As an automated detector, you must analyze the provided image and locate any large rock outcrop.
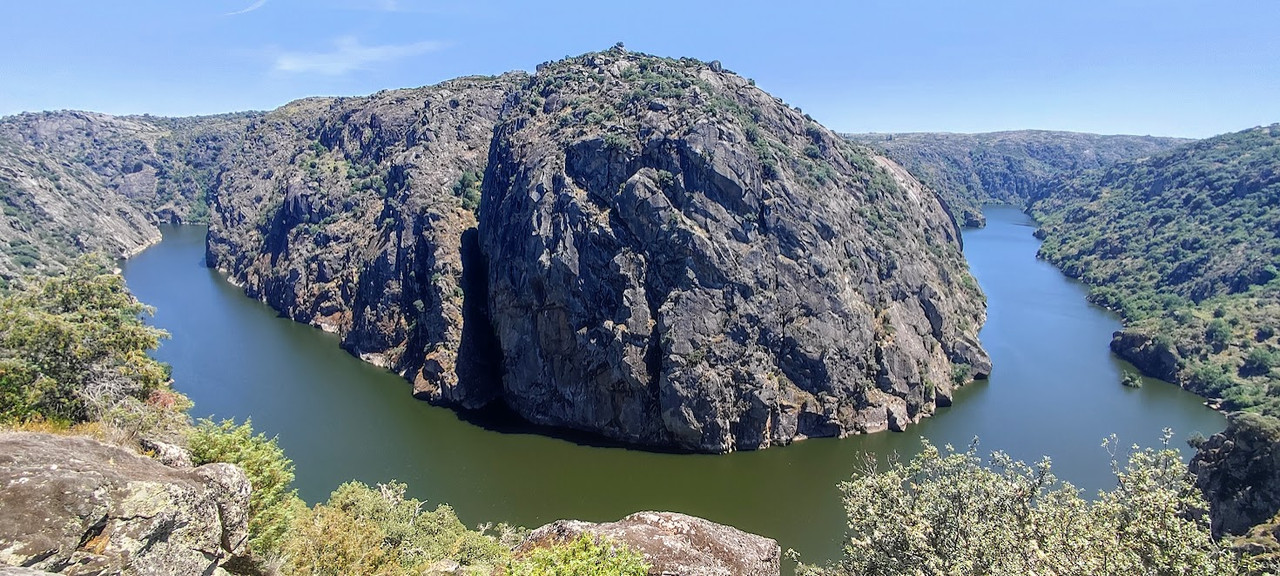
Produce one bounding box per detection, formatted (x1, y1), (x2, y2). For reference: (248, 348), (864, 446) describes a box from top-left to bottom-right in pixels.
(1191, 412), (1280, 539)
(520, 511), (780, 576)
(478, 50), (988, 452)
(206, 75), (525, 408)
(0, 432), (250, 575)
(206, 48), (989, 452)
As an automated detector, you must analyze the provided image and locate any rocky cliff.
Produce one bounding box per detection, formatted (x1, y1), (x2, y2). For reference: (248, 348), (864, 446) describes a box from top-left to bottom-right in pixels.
(0, 432), (250, 575)
(0, 111), (256, 283)
(205, 74), (525, 408)
(205, 48), (989, 452)
(478, 51), (987, 451)
(1191, 412), (1280, 563)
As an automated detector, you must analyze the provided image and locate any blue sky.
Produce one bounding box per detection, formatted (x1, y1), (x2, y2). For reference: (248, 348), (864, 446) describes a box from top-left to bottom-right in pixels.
(1, 0), (1276, 137)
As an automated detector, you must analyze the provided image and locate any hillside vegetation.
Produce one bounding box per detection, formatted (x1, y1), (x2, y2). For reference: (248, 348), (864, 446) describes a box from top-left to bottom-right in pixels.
(847, 131), (1189, 227)
(1032, 124), (1280, 417)
(0, 111), (257, 283)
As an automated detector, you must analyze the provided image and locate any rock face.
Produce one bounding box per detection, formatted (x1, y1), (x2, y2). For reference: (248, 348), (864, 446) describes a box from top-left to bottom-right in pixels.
(479, 50), (988, 451)
(1191, 412), (1280, 538)
(206, 49), (989, 452)
(0, 111), (256, 282)
(521, 511), (780, 576)
(0, 432), (250, 575)
(205, 75), (525, 408)
(1109, 330), (1182, 384)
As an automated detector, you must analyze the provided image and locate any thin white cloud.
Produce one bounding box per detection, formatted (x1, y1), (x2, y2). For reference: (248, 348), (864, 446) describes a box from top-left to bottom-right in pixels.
(335, 0), (462, 14)
(226, 0), (268, 16)
(273, 37), (444, 76)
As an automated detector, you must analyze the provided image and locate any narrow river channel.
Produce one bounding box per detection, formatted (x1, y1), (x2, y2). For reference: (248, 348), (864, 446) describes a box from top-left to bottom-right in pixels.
(121, 205), (1225, 565)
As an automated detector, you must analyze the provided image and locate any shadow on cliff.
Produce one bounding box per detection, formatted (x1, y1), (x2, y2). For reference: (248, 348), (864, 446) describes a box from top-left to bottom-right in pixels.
(450, 228), (691, 453)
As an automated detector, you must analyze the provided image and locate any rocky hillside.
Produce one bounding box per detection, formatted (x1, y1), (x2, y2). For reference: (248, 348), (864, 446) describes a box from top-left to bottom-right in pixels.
(207, 48), (990, 452)
(1032, 124), (1280, 416)
(0, 111), (256, 283)
(847, 131), (1190, 227)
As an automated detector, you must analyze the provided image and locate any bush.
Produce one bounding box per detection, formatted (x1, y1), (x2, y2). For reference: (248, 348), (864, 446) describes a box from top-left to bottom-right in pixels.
(0, 258), (170, 424)
(282, 481), (513, 575)
(797, 432), (1249, 576)
(452, 170), (482, 215)
(188, 418), (304, 558)
(1242, 348), (1278, 377)
(282, 502), (394, 576)
(507, 534), (648, 576)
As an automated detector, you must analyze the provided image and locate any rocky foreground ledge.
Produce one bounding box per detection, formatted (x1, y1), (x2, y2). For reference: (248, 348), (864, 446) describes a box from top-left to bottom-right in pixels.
(0, 432), (250, 575)
(521, 511), (781, 576)
(0, 431), (781, 576)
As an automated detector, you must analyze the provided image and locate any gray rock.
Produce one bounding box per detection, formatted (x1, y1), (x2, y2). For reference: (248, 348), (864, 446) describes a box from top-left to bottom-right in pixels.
(0, 567), (58, 575)
(0, 432), (250, 575)
(139, 437), (192, 468)
(206, 75), (526, 410)
(1191, 412), (1280, 538)
(479, 51), (988, 452)
(0, 111), (256, 281)
(205, 50), (990, 453)
(521, 511), (780, 576)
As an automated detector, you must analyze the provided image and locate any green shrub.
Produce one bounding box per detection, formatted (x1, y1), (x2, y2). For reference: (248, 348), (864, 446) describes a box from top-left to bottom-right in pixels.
(0, 258), (170, 424)
(452, 170), (483, 215)
(508, 534), (648, 576)
(797, 433), (1249, 575)
(188, 418), (304, 558)
(282, 481), (513, 575)
(1242, 348), (1278, 377)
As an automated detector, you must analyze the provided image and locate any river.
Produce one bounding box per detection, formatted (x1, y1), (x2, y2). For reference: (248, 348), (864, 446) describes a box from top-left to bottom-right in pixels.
(120, 205), (1224, 566)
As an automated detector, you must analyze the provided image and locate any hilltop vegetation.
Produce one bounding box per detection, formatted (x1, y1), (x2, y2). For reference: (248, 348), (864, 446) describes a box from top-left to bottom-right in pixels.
(847, 131), (1189, 227)
(1032, 124), (1280, 417)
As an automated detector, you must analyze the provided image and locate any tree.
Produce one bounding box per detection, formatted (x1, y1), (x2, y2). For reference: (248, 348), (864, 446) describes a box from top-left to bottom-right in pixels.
(797, 432), (1252, 576)
(0, 257), (170, 423)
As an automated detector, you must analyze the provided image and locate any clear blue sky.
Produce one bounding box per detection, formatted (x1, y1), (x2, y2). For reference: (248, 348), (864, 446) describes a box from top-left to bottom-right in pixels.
(1, 0), (1276, 138)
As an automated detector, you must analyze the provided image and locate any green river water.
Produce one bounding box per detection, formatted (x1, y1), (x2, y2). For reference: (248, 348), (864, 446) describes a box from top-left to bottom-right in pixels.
(120, 205), (1225, 566)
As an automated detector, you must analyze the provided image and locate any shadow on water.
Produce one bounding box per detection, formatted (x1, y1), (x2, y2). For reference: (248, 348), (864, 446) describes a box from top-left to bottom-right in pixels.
(449, 401), (699, 454)
(121, 207), (1225, 569)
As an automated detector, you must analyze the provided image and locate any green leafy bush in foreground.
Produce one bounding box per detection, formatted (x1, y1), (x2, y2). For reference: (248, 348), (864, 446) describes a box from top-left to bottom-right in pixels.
(188, 418), (305, 559)
(0, 257), (177, 435)
(507, 533), (649, 576)
(282, 480), (517, 576)
(798, 432), (1269, 576)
